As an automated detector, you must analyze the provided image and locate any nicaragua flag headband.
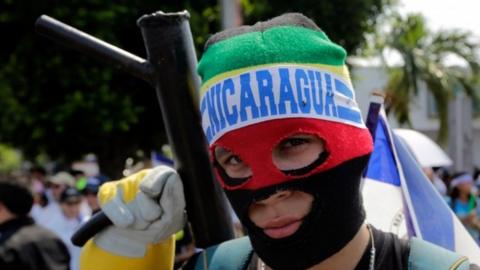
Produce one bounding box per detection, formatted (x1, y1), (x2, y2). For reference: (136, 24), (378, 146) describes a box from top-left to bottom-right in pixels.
(197, 14), (366, 145)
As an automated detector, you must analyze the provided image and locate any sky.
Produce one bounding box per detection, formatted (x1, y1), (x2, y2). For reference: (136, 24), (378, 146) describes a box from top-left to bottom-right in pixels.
(399, 0), (480, 38)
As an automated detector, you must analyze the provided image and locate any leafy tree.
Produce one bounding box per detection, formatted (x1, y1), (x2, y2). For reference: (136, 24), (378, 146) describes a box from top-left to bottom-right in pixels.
(241, 0), (395, 54)
(0, 0), (218, 178)
(0, 144), (22, 174)
(0, 0), (393, 178)
(374, 13), (480, 142)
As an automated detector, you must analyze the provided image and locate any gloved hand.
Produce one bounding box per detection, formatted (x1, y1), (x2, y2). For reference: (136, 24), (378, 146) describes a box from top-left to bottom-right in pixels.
(93, 166), (186, 257)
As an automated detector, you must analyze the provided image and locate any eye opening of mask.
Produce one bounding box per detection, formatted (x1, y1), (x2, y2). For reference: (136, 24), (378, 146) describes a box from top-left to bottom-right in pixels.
(214, 146), (253, 180)
(272, 133), (328, 175)
(214, 159), (252, 188)
(281, 151), (330, 176)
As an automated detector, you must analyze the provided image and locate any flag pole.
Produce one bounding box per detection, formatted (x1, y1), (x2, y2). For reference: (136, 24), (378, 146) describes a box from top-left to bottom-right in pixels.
(364, 93), (385, 139)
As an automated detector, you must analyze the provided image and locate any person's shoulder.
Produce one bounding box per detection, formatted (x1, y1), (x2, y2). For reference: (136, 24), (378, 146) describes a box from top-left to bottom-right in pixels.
(370, 226), (410, 269)
(1, 221), (70, 270)
(408, 237), (472, 270)
(13, 222), (63, 244)
(370, 227), (475, 270)
(1, 221), (65, 255)
(183, 237), (253, 270)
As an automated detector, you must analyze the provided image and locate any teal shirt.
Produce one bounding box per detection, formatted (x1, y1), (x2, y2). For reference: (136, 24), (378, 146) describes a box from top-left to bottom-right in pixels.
(452, 198), (480, 242)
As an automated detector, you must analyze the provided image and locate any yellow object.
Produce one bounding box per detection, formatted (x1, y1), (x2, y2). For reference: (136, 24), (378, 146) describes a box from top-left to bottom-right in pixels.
(98, 169), (151, 205)
(80, 235), (175, 270)
(82, 169), (176, 269)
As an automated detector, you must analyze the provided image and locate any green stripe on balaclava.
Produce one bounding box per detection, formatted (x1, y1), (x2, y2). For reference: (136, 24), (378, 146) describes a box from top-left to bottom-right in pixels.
(197, 22), (346, 84)
(197, 13), (363, 145)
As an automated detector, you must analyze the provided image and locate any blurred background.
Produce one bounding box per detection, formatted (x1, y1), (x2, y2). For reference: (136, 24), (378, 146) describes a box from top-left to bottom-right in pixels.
(1, 0), (479, 178)
(1, 0), (480, 268)
(0, 0), (404, 179)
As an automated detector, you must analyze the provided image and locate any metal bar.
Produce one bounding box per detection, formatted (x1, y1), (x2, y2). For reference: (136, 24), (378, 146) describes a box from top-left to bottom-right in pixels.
(36, 12), (234, 248)
(71, 212), (111, 246)
(137, 10), (234, 248)
(35, 15), (153, 83)
(365, 93), (385, 141)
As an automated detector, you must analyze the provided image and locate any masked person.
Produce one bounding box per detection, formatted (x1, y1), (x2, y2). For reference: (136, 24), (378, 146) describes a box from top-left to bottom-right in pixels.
(80, 13), (477, 270)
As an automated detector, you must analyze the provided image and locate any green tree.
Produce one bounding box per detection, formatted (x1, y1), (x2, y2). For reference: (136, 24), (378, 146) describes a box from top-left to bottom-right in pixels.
(375, 13), (480, 142)
(0, 144), (22, 174)
(0, 0), (219, 178)
(242, 0), (395, 54)
(0, 0), (393, 178)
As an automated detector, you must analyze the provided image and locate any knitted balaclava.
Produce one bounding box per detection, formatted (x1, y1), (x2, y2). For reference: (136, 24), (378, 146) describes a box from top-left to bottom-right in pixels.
(198, 13), (373, 269)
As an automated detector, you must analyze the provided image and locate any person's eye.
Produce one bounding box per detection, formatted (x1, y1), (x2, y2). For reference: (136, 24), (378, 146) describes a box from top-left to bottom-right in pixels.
(215, 146), (252, 178)
(219, 154), (244, 167)
(279, 137), (310, 152)
(282, 138), (309, 148)
(272, 134), (325, 172)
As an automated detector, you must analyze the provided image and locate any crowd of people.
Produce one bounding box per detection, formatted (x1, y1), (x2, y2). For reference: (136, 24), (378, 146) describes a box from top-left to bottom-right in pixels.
(425, 166), (480, 243)
(2, 161), (480, 269)
(0, 166), (106, 270)
(0, 165), (201, 270)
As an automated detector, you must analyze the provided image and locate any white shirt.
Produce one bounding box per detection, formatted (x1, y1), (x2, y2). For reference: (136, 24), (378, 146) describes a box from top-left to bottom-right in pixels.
(43, 211), (89, 270)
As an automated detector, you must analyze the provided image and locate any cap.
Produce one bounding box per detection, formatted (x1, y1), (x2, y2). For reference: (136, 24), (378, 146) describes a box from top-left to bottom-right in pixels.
(60, 187), (83, 203)
(450, 173), (474, 189)
(50, 172), (75, 187)
(82, 176), (102, 194)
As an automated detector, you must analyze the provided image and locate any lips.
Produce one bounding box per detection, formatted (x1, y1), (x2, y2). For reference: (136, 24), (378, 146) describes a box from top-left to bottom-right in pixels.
(262, 216), (303, 239)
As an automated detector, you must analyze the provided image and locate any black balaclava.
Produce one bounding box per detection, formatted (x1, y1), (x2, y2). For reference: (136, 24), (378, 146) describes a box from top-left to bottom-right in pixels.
(226, 154), (369, 269)
(197, 13), (374, 269)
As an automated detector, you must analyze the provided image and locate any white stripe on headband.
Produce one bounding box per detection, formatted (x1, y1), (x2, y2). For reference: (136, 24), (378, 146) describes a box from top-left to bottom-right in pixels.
(199, 64), (366, 144)
(450, 173), (473, 188)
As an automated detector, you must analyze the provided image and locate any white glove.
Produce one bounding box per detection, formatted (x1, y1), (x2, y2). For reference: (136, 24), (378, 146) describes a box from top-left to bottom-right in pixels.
(93, 166), (186, 257)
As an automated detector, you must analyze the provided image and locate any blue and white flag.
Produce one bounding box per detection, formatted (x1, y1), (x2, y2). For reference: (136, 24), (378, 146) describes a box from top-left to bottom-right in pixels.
(362, 101), (480, 264)
(363, 103), (409, 238)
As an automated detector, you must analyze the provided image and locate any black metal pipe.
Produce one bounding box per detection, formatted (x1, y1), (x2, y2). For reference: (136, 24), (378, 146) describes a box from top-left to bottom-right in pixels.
(35, 15), (153, 83)
(72, 212), (111, 246)
(138, 11), (234, 248)
(36, 12), (234, 248)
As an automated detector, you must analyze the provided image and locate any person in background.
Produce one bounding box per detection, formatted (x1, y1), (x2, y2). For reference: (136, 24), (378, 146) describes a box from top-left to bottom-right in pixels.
(423, 167), (448, 196)
(45, 187), (89, 270)
(31, 171), (76, 226)
(473, 167), (480, 184)
(50, 172), (77, 202)
(81, 177), (102, 214)
(473, 167), (480, 196)
(29, 166), (48, 187)
(449, 172), (480, 243)
(70, 169), (87, 190)
(28, 166), (49, 208)
(0, 175), (70, 270)
(69, 169), (94, 218)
